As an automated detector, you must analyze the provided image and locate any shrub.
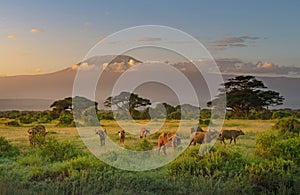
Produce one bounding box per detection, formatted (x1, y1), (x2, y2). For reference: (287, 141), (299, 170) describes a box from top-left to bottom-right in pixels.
(0, 136), (19, 157)
(168, 146), (249, 178)
(168, 111), (181, 120)
(273, 116), (300, 135)
(39, 137), (83, 162)
(255, 130), (277, 157)
(270, 136), (300, 164)
(249, 110), (273, 120)
(38, 115), (52, 123)
(56, 113), (75, 127)
(81, 115), (99, 126)
(98, 112), (114, 120)
(6, 120), (20, 127)
(199, 118), (211, 126)
(245, 158), (294, 193)
(272, 111), (292, 119)
(19, 116), (36, 124)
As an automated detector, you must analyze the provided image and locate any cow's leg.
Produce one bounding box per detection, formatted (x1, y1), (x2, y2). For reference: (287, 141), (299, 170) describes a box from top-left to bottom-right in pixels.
(222, 137), (226, 145)
(158, 146), (161, 155)
(163, 146), (167, 156)
(229, 138), (233, 144)
(234, 138), (236, 144)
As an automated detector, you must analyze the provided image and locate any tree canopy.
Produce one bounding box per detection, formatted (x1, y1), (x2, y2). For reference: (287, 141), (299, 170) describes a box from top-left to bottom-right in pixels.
(104, 91), (151, 117)
(208, 75), (284, 118)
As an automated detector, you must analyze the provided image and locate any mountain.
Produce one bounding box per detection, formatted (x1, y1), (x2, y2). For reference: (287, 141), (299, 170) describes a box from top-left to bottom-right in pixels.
(0, 99), (53, 111)
(0, 55), (299, 110)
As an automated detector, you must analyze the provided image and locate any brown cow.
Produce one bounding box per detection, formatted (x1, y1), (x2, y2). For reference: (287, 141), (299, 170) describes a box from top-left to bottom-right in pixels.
(157, 132), (181, 155)
(190, 126), (205, 141)
(96, 129), (107, 146)
(27, 125), (48, 147)
(220, 129), (245, 144)
(189, 129), (220, 146)
(190, 126), (204, 134)
(139, 128), (150, 139)
(118, 130), (126, 144)
(189, 131), (206, 146)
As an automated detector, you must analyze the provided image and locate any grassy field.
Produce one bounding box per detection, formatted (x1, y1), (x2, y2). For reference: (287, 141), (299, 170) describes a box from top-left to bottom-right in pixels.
(0, 118), (299, 194)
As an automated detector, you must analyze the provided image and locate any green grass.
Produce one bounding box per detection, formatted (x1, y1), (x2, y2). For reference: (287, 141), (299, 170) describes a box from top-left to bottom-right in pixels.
(0, 119), (299, 194)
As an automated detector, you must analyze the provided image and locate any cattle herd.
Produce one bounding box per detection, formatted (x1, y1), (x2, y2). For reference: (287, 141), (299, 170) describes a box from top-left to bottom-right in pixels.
(27, 125), (245, 155)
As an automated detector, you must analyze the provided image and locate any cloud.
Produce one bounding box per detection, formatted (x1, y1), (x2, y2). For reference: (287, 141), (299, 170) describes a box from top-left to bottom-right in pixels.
(256, 62), (273, 68)
(137, 37), (162, 42)
(211, 35), (260, 50)
(74, 62), (96, 71)
(34, 68), (42, 73)
(72, 64), (79, 70)
(7, 35), (16, 39)
(215, 58), (300, 77)
(30, 28), (43, 33)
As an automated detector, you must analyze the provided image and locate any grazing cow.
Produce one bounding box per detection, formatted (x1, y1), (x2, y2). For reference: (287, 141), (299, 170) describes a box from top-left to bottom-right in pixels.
(118, 130), (126, 144)
(96, 129), (107, 146)
(139, 128), (150, 139)
(189, 129), (220, 146)
(190, 126), (205, 140)
(189, 131), (206, 146)
(220, 129), (245, 144)
(27, 125), (48, 147)
(157, 132), (181, 155)
(190, 126), (204, 134)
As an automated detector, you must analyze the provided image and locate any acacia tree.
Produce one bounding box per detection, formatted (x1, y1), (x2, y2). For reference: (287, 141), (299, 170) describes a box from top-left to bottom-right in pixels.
(104, 92), (151, 117)
(208, 75), (284, 118)
(51, 96), (99, 126)
(50, 97), (72, 115)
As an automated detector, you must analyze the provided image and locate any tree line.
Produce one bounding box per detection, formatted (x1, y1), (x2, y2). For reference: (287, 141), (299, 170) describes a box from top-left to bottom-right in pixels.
(1, 75), (296, 127)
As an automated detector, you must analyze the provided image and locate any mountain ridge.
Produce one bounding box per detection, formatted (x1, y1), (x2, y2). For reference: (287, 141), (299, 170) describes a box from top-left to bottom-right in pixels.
(0, 55), (299, 110)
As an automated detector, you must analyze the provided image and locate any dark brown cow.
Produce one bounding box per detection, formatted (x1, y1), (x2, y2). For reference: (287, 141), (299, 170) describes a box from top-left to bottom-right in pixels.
(220, 129), (245, 144)
(27, 125), (48, 147)
(118, 130), (126, 144)
(96, 129), (107, 146)
(157, 132), (181, 155)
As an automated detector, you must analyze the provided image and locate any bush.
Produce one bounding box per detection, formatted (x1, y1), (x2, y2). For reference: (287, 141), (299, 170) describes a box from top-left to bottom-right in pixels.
(56, 113), (75, 127)
(255, 130), (277, 157)
(245, 158), (294, 193)
(256, 122), (300, 164)
(199, 118), (211, 126)
(81, 115), (99, 126)
(0, 136), (19, 157)
(272, 111), (292, 119)
(98, 112), (114, 120)
(38, 115), (52, 123)
(168, 111), (181, 120)
(6, 120), (20, 127)
(273, 116), (300, 135)
(270, 136), (300, 164)
(168, 146), (249, 178)
(19, 116), (36, 124)
(249, 110), (273, 120)
(39, 137), (83, 162)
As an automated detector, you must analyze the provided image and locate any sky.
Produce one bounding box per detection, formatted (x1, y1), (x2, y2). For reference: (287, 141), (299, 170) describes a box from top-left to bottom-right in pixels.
(1, 0), (300, 76)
